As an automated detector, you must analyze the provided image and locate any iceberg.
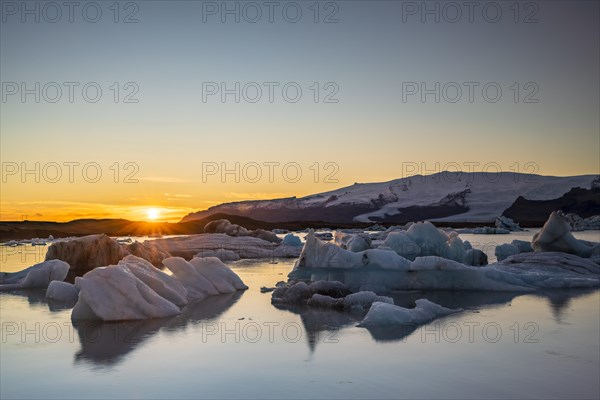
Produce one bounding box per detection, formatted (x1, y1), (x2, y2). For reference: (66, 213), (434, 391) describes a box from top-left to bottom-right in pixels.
(45, 234), (126, 273)
(204, 219), (280, 243)
(490, 252), (599, 288)
(161, 257), (221, 302)
(71, 255), (248, 321)
(464, 248), (488, 266)
(71, 265), (182, 321)
(495, 216), (523, 231)
(188, 256), (248, 293)
(532, 211), (598, 257)
(288, 228), (599, 291)
(272, 280), (351, 305)
(383, 231), (420, 260)
(46, 281), (79, 303)
(144, 234), (301, 260)
(292, 230), (411, 275)
(125, 241), (171, 267)
(194, 248), (241, 262)
(359, 299), (462, 327)
(282, 233), (303, 247)
(0, 260), (70, 291)
(342, 291), (394, 311)
(118, 255), (188, 307)
(382, 222), (480, 264)
(495, 243), (520, 261)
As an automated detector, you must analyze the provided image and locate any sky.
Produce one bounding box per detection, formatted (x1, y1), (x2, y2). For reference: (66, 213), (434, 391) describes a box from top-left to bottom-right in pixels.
(1, 0), (599, 222)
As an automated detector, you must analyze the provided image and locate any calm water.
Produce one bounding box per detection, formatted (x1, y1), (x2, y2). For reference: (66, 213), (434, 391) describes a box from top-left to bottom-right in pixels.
(1, 232), (599, 399)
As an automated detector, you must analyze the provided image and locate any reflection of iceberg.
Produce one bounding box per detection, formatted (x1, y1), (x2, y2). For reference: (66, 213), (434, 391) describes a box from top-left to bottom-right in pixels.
(531, 288), (598, 323)
(272, 303), (357, 353)
(74, 291), (243, 367)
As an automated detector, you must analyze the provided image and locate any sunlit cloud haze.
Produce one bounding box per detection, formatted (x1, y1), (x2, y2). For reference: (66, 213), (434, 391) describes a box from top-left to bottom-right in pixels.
(1, 1), (598, 221)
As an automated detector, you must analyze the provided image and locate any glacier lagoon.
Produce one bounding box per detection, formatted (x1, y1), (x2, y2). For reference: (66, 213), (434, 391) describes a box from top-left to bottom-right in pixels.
(1, 232), (599, 399)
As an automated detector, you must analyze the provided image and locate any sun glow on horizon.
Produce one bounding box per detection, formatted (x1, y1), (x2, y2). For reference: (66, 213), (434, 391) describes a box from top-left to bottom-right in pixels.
(146, 208), (160, 221)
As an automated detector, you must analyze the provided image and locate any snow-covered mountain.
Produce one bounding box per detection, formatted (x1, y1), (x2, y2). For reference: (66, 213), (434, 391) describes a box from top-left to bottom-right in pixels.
(181, 172), (600, 224)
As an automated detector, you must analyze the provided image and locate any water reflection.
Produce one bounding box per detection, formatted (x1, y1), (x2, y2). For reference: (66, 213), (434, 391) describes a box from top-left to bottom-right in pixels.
(275, 289), (600, 347)
(275, 304), (357, 352)
(2, 288), (79, 311)
(532, 288), (598, 322)
(2, 288), (48, 305)
(73, 291), (244, 367)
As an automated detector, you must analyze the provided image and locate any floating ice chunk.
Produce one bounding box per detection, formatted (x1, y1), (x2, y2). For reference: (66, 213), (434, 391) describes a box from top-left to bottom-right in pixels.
(282, 233), (303, 247)
(146, 234), (301, 260)
(308, 280), (351, 298)
(188, 256), (248, 293)
(342, 291), (393, 311)
(125, 241), (171, 267)
(45, 234), (126, 273)
(204, 219), (280, 243)
(495, 243), (520, 261)
(72, 265), (181, 321)
(346, 234), (372, 252)
(162, 257), (221, 302)
(406, 221), (450, 256)
(272, 281), (311, 304)
(383, 231), (420, 260)
(408, 257), (532, 291)
(0, 260), (70, 291)
(511, 240), (533, 253)
(119, 255), (188, 307)
(194, 248), (240, 262)
(495, 216), (523, 231)
(447, 233), (467, 263)
(359, 299), (461, 327)
(46, 281), (79, 303)
(532, 211), (597, 257)
(464, 249), (488, 266)
(307, 293), (343, 309)
(490, 252), (599, 288)
(472, 227), (510, 234)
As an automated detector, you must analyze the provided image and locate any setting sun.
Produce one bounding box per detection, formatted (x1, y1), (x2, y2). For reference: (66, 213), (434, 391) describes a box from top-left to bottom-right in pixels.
(146, 208), (160, 221)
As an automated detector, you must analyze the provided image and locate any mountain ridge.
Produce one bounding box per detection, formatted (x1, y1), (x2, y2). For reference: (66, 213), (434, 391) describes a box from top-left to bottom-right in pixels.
(181, 172), (599, 224)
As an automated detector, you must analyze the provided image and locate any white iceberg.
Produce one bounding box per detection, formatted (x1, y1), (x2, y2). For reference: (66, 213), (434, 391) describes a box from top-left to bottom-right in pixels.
(146, 233), (301, 259)
(359, 299), (462, 327)
(46, 281), (79, 303)
(290, 229), (599, 291)
(188, 256), (249, 293)
(161, 257), (221, 302)
(495, 216), (523, 231)
(72, 265), (181, 321)
(342, 291), (394, 311)
(489, 252), (599, 288)
(70, 255), (248, 321)
(282, 233), (303, 247)
(532, 211), (598, 257)
(119, 255), (188, 307)
(293, 230), (411, 273)
(194, 248), (241, 262)
(495, 243), (520, 261)
(0, 260), (70, 291)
